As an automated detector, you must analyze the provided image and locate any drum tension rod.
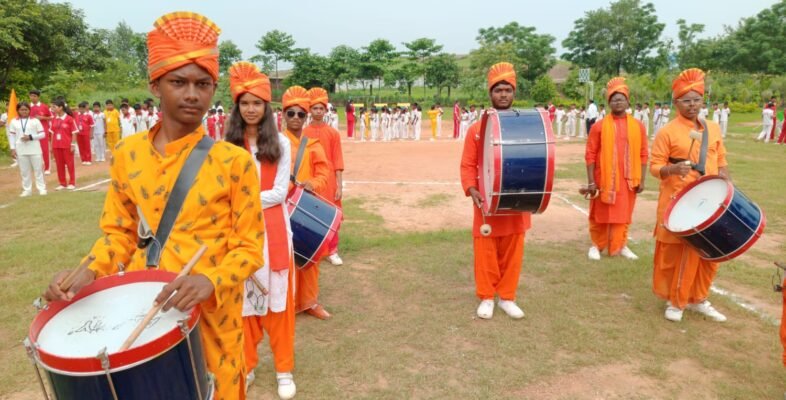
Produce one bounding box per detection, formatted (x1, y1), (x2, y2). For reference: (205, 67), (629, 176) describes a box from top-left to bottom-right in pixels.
(98, 348), (120, 400)
(23, 338), (50, 400)
(774, 262), (786, 293)
(179, 318), (205, 400)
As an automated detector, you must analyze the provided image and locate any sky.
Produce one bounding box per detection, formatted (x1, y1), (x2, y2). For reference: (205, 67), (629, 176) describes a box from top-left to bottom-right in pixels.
(60, 0), (778, 65)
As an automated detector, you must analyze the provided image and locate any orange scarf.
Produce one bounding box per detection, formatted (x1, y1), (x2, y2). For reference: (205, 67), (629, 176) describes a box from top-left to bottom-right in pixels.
(599, 114), (641, 204)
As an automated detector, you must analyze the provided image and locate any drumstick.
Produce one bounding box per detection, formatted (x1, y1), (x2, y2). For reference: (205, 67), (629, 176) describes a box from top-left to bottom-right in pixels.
(118, 245), (208, 352)
(59, 255), (96, 292)
(250, 274), (269, 296)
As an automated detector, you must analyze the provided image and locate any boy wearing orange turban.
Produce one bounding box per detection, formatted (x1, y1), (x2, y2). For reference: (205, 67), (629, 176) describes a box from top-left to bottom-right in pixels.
(43, 12), (264, 400)
(584, 77), (647, 261)
(282, 86), (332, 320)
(650, 68), (729, 323)
(459, 62), (530, 320)
(304, 87), (345, 266)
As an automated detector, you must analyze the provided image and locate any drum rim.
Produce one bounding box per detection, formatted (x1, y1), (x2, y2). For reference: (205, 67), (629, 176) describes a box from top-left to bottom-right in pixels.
(287, 186), (343, 269)
(663, 175), (733, 235)
(479, 110), (502, 215)
(29, 270), (201, 375)
(535, 107), (555, 214)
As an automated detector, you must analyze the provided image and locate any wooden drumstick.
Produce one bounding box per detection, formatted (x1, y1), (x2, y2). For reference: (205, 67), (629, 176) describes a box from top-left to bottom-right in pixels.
(59, 255), (96, 292)
(118, 245), (208, 352)
(250, 274), (269, 296)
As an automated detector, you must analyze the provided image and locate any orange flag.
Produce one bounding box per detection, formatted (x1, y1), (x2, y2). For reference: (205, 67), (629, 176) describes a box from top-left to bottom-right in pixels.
(7, 89), (18, 122)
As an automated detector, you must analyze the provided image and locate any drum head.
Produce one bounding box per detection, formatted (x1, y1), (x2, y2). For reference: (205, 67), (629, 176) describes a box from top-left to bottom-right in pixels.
(479, 111), (500, 214)
(665, 178), (730, 233)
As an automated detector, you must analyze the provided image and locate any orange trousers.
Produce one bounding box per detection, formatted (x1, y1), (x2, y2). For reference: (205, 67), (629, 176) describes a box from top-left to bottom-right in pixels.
(473, 234), (525, 300)
(781, 278), (786, 366)
(652, 241), (719, 309)
(295, 263), (320, 313)
(242, 272), (295, 373)
(589, 221), (628, 256)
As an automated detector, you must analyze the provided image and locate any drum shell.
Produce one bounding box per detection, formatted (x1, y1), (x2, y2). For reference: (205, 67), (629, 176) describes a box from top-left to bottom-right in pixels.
(666, 177), (765, 262)
(287, 186), (342, 268)
(44, 325), (209, 400)
(479, 109), (554, 215)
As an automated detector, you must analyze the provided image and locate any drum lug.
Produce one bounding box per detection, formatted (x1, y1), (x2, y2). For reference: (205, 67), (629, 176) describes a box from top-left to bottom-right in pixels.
(32, 297), (47, 312)
(23, 337), (50, 400)
(97, 348), (120, 400)
(180, 318), (205, 400)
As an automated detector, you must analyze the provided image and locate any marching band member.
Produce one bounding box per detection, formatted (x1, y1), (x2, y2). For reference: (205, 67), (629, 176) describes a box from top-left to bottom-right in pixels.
(226, 61), (297, 399)
(44, 12), (265, 399)
(460, 62), (530, 320)
(650, 68), (729, 323)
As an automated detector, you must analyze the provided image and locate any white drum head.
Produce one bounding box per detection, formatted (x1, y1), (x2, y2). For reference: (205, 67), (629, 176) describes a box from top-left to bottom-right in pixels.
(481, 113), (496, 212)
(37, 282), (189, 357)
(666, 178), (728, 232)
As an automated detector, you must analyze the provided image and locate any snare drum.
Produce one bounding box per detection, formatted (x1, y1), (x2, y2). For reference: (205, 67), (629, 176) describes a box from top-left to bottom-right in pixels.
(664, 176), (765, 261)
(26, 270), (212, 400)
(287, 186), (342, 269)
(478, 108), (555, 215)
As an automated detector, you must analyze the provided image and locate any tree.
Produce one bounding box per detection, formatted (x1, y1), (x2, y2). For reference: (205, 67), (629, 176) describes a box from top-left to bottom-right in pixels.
(562, 0), (667, 75)
(361, 39), (398, 95)
(387, 62), (420, 98)
(285, 50), (331, 90)
(254, 30), (297, 91)
(718, 1), (786, 74)
(530, 75), (558, 104)
(328, 45), (361, 92)
(402, 38), (443, 97)
(218, 40), (243, 75)
(424, 53), (460, 98)
(475, 22), (557, 82)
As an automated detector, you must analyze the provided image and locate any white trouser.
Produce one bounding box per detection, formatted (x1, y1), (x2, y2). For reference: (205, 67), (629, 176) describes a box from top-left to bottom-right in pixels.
(758, 123), (773, 142)
(642, 119), (649, 137)
(93, 133), (107, 160)
(360, 124), (367, 141)
(19, 153), (46, 193)
(579, 120), (586, 138)
(414, 123), (421, 140)
(720, 121), (728, 137)
(567, 119), (576, 136)
(556, 121), (563, 136)
(437, 117), (442, 136)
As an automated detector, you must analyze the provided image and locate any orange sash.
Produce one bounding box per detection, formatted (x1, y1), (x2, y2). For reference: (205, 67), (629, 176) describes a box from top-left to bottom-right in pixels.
(599, 114), (642, 204)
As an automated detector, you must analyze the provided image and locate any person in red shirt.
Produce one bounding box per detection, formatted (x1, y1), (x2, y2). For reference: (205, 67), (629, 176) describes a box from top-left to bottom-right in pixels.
(76, 102), (94, 165)
(453, 100), (461, 139)
(28, 89), (53, 174)
(216, 108), (226, 140)
(50, 99), (78, 189)
(548, 102), (556, 123)
(206, 108), (218, 140)
(460, 62), (530, 320)
(345, 100), (355, 138)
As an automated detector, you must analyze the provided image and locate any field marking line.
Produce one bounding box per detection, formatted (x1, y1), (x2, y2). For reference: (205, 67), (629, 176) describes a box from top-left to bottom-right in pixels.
(0, 177), (110, 209)
(344, 180), (460, 186)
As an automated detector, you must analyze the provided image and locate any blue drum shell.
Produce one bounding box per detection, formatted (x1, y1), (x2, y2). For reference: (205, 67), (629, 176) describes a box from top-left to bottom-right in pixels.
(290, 190), (339, 268)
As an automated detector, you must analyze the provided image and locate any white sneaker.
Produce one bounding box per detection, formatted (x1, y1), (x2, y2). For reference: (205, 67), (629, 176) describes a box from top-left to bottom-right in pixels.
(498, 300), (525, 319)
(20, 191), (32, 197)
(588, 246), (601, 261)
(245, 371), (255, 393)
(277, 372), (296, 400)
(39, 191), (47, 196)
(664, 303), (683, 322)
(476, 299), (494, 319)
(10, 161), (18, 167)
(66, 185), (76, 190)
(84, 161), (92, 166)
(44, 170), (51, 175)
(327, 253), (343, 266)
(55, 185), (66, 191)
(687, 300), (727, 322)
(620, 246), (639, 260)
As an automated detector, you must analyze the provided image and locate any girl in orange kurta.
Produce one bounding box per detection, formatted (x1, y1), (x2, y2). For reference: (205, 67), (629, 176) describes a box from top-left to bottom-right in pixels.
(282, 86), (332, 321)
(226, 62), (297, 399)
(585, 77), (648, 260)
(650, 68), (729, 323)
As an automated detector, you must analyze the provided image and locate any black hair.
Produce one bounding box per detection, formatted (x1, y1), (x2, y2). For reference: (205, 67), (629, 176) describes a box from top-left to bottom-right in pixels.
(208, 108), (216, 114)
(225, 102), (281, 164)
(16, 101), (30, 111)
(133, 104), (141, 110)
(52, 99), (73, 117)
(120, 103), (129, 109)
(106, 99), (114, 105)
(92, 101), (101, 107)
(29, 89), (41, 96)
(79, 101), (88, 108)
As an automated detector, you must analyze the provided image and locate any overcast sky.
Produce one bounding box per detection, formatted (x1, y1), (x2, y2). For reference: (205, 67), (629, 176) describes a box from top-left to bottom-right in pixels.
(60, 0), (778, 62)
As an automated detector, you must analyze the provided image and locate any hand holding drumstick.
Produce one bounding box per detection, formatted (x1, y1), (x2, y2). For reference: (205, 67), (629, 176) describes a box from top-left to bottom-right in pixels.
(44, 255), (97, 302)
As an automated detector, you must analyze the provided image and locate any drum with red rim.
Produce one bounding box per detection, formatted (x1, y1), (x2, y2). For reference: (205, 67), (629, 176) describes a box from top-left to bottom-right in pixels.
(478, 108), (555, 215)
(287, 186), (342, 269)
(26, 270), (212, 399)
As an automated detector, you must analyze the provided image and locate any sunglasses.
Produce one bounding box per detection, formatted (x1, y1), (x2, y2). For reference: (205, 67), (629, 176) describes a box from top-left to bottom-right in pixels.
(286, 110), (307, 119)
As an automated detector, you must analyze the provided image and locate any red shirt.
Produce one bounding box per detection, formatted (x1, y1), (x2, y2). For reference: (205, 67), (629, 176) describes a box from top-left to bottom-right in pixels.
(30, 102), (53, 133)
(207, 116), (217, 138)
(77, 112), (94, 136)
(50, 114), (79, 149)
(216, 115), (226, 135)
(548, 105), (556, 122)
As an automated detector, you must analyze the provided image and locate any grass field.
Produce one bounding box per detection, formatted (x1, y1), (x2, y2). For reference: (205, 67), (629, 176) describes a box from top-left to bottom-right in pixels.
(0, 112), (785, 399)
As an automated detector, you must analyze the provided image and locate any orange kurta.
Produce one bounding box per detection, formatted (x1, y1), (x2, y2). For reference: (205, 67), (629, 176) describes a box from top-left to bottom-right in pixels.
(85, 126), (264, 400)
(650, 114), (728, 308)
(460, 120), (531, 300)
(303, 122), (344, 207)
(585, 116), (647, 254)
(781, 279), (786, 366)
(287, 130), (331, 312)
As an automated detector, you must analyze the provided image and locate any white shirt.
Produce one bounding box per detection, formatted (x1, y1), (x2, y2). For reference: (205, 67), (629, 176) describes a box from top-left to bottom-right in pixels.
(120, 114), (135, 138)
(642, 108), (650, 121)
(712, 109), (720, 123)
(633, 110), (643, 121)
(762, 108), (774, 124)
(8, 117), (45, 155)
(586, 103), (599, 119)
(91, 111), (106, 134)
(555, 109), (566, 121)
(720, 107), (730, 122)
(698, 108), (709, 121)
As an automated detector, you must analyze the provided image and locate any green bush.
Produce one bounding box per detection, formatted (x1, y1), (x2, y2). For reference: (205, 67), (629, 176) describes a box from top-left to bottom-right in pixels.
(728, 101), (760, 113)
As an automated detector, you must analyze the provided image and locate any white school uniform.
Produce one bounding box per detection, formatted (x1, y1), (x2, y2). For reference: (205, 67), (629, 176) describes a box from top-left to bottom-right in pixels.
(720, 107), (730, 137)
(641, 107), (650, 137)
(757, 107), (774, 142)
(120, 114), (136, 138)
(412, 109), (422, 141)
(555, 109), (565, 136)
(8, 117), (46, 194)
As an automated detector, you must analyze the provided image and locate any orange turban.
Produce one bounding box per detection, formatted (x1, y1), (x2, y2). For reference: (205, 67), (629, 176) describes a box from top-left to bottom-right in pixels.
(308, 87), (329, 109)
(672, 68), (705, 99)
(282, 86), (310, 111)
(229, 61), (271, 103)
(147, 11), (221, 82)
(606, 77), (629, 102)
(487, 62), (516, 91)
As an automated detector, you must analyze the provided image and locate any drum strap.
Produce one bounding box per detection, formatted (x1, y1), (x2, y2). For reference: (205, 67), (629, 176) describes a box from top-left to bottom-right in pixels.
(290, 136), (308, 183)
(140, 135), (215, 267)
(695, 122), (709, 176)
